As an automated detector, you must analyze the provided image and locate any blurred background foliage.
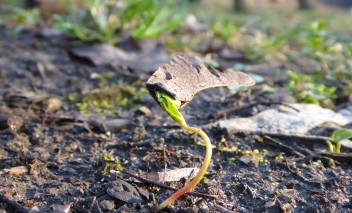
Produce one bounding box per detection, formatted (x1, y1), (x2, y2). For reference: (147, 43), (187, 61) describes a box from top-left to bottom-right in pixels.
(0, 0), (351, 109)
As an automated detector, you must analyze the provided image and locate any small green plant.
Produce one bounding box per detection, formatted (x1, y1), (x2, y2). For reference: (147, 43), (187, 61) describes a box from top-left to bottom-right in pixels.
(0, 4), (41, 31)
(125, 0), (186, 39)
(145, 54), (254, 210)
(285, 70), (336, 107)
(285, 20), (352, 107)
(9, 8), (41, 25)
(211, 15), (237, 45)
(237, 29), (290, 62)
(327, 129), (352, 153)
(53, 0), (120, 44)
(102, 153), (124, 175)
(155, 90), (212, 211)
(202, 177), (209, 184)
(53, 0), (186, 44)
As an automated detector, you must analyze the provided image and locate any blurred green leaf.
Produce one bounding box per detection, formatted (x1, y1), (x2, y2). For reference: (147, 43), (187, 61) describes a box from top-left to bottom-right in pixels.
(332, 129), (352, 142)
(131, 0), (186, 39)
(311, 20), (327, 32)
(52, 0), (186, 43)
(211, 15), (237, 44)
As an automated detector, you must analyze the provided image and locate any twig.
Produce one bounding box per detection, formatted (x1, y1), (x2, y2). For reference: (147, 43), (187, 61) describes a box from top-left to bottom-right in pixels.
(263, 136), (306, 157)
(214, 204), (235, 213)
(89, 196), (96, 212)
(296, 146), (337, 167)
(0, 193), (28, 213)
(318, 152), (352, 165)
(122, 170), (218, 200)
(265, 132), (331, 142)
(263, 135), (336, 166)
(261, 132), (352, 151)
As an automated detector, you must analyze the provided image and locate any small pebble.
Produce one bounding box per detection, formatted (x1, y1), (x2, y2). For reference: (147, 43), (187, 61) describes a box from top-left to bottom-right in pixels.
(99, 200), (115, 211)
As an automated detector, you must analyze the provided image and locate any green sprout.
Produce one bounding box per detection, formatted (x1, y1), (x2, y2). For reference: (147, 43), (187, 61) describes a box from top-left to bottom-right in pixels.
(285, 70), (336, 107)
(327, 128), (352, 153)
(102, 153), (124, 175)
(202, 177), (209, 184)
(211, 15), (237, 45)
(155, 90), (212, 211)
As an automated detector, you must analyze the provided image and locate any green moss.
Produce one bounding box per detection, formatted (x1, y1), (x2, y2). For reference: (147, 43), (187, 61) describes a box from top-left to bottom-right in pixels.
(222, 143), (269, 164)
(102, 153), (124, 175)
(74, 82), (147, 115)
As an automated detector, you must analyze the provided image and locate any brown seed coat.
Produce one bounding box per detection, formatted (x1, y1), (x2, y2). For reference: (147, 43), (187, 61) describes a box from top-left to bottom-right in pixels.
(146, 55), (255, 107)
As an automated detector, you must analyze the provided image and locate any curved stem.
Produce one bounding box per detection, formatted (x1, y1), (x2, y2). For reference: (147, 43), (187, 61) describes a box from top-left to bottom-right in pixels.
(157, 122), (212, 211)
(335, 141), (341, 153)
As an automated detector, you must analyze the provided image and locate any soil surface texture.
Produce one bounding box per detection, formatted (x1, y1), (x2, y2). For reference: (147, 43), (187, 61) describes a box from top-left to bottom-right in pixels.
(0, 27), (351, 213)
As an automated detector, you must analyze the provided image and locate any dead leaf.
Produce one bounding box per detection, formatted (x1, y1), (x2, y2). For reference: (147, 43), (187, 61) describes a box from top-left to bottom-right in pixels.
(136, 106), (152, 116)
(0, 114), (23, 133)
(145, 167), (200, 182)
(100, 119), (133, 133)
(264, 197), (277, 208)
(49, 204), (71, 213)
(217, 104), (352, 135)
(280, 203), (293, 213)
(46, 114), (133, 133)
(68, 42), (168, 72)
(46, 97), (62, 113)
(3, 90), (62, 113)
(106, 180), (146, 204)
(239, 155), (254, 165)
(135, 187), (150, 200)
(2, 166), (28, 175)
(7, 115), (23, 132)
(146, 55), (255, 106)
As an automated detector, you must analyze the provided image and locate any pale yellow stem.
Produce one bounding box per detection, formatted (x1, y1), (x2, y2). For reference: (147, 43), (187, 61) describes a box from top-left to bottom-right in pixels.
(156, 122), (212, 211)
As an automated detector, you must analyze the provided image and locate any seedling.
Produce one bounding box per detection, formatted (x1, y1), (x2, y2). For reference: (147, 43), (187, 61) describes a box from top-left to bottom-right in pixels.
(102, 153), (124, 175)
(285, 70), (336, 107)
(327, 128), (352, 153)
(155, 90), (212, 211)
(146, 55), (255, 211)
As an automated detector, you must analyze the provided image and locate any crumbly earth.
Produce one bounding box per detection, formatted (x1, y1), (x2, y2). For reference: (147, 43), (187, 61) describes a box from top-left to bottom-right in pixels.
(0, 27), (351, 213)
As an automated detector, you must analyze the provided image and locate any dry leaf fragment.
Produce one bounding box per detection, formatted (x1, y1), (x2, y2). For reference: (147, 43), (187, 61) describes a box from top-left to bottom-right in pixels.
(2, 166), (28, 175)
(146, 55), (255, 106)
(46, 97), (62, 113)
(145, 167), (200, 182)
(49, 204), (72, 213)
(69, 43), (168, 72)
(100, 119), (133, 133)
(264, 197), (277, 208)
(106, 180), (146, 204)
(217, 103), (352, 135)
(239, 155), (257, 166)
